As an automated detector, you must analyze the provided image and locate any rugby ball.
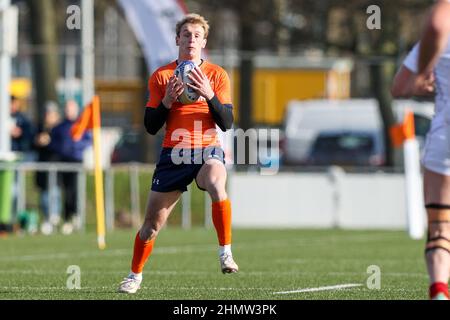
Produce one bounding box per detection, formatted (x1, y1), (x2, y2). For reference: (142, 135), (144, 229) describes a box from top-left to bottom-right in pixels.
(174, 60), (200, 104)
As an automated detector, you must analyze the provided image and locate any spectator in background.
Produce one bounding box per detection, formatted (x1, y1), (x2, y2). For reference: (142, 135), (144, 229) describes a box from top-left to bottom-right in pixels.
(49, 100), (92, 235)
(10, 95), (35, 158)
(34, 101), (62, 235)
(9, 95), (36, 224)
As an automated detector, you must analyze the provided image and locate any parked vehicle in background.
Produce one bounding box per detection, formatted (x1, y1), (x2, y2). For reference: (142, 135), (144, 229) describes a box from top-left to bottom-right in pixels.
(111, 129), (146, 163)
(306, 130), (385, 167)
(282, 99), (434, 166)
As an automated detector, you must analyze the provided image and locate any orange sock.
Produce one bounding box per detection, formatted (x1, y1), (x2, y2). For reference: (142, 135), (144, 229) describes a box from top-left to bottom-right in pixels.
(131, 231), (155, 274)
(212, 199), (232, 246)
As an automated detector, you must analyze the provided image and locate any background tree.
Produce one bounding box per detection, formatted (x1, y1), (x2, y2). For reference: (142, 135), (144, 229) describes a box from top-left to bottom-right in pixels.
(26, 0), (59, 127)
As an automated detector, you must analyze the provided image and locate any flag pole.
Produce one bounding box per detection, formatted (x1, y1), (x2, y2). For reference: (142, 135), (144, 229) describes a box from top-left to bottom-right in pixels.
(92, 95), (106, 249)
(390, 110), (426, 239)
(402, 110), (425, 239)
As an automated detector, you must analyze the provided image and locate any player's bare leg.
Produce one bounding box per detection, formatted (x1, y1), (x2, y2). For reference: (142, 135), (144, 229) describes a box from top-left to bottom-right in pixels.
(423, 168), (450, 300)
(196, 158), (238, 274)
(118, 190), (181, 293)
(139, 190), (181, 240)
(197, 159), (228, 202)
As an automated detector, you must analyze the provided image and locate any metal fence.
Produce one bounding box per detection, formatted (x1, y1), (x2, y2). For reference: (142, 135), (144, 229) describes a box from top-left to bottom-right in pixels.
(0, 161), (203, 232)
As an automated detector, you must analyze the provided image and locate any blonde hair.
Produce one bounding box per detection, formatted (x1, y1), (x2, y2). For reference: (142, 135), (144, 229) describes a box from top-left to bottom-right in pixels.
(176, 13), (209, 39)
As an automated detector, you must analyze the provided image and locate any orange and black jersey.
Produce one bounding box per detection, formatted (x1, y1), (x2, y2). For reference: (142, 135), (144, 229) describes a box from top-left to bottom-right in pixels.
(144, 60), (233, 149)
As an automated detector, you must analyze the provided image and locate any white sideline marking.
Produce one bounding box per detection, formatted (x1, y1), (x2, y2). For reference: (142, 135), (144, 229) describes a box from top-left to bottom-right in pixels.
(273, 283), (363, 295)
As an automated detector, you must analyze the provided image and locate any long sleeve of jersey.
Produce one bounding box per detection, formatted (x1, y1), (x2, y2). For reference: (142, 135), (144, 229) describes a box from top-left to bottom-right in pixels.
(207, 95), (233, 131)
(144, 103), (170, 135)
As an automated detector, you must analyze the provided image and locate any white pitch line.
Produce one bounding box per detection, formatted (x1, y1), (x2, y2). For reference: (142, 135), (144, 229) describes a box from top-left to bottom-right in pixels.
(273, 283), (363, 295)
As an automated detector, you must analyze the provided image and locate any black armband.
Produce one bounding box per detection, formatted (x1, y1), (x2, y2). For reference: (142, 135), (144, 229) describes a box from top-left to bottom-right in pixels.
(144, 102), (170, 135)
(207, 95), (234, 131)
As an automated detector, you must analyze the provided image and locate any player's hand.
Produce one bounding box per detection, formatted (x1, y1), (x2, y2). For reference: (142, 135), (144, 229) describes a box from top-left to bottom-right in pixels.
(186, 66), (215, 100)
(412, 72), (435, 96)
(162, 75), (184, 108)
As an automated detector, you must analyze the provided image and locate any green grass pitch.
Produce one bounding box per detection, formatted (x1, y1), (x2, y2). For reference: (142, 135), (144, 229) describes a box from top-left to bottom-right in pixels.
(0, 228), (428, 300)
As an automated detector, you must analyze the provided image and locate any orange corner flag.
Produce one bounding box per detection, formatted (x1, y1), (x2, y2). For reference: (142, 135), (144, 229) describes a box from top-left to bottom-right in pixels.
(69, 95), (106, 250)
(70, 95), (100, 141)
(390, 110), (415, 148)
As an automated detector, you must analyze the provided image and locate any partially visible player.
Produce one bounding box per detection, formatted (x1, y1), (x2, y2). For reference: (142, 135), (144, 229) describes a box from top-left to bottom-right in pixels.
(392, 0), (450, 300)
(391, 50), (435, 98)
(118, 13), (237, 294)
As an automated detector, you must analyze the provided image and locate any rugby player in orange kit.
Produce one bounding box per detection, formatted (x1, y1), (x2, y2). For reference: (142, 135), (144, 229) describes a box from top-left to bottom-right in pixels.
(118, 13), (238, 294)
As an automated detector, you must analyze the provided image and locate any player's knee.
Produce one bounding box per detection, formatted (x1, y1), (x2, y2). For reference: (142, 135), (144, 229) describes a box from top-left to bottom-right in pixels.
(203, 178), (226, 200)
(140, 222), (160, 241)
(425, 204), (450, 255)
(212, 192), (228, 202)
